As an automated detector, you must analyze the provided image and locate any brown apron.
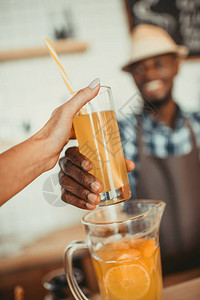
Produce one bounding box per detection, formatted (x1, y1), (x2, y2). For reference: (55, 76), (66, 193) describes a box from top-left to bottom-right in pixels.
(136, 119), (200, 273)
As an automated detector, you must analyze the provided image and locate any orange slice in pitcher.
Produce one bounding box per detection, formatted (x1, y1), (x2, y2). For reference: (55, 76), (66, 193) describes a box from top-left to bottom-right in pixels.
(105, 263), (150, 299)
(117, 249), (141, 261)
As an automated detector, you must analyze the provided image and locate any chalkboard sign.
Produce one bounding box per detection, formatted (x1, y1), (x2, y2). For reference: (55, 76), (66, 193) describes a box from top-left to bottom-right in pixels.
(124, 0), (200, 57)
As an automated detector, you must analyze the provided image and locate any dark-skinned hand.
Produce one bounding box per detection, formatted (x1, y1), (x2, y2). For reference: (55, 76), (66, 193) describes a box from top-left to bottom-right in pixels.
(59, 147), (135, 210)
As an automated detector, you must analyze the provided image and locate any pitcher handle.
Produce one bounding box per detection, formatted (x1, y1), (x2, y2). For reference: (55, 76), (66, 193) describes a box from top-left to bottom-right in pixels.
(64, 240), (89, 300)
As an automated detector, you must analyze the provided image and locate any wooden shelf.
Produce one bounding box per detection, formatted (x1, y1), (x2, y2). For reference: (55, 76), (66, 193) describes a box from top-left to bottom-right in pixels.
(0, 39), (89, 62)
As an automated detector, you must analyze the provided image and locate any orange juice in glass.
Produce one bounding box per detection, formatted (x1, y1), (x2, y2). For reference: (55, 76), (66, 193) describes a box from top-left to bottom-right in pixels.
(73, 86), (131, 206)
(64, 200), (165, 300)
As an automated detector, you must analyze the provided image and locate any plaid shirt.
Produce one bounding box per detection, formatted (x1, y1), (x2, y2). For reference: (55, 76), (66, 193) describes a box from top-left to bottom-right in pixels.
(118, 106), (200, 195)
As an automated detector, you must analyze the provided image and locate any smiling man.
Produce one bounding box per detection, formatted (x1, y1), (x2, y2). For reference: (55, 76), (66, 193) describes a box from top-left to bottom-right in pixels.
(119, 24), (200, 273)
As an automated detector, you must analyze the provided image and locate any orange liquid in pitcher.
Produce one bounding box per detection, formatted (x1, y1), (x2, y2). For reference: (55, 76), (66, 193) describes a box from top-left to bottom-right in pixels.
(92, 238), (163, 300)
(73, 111), (130, 196)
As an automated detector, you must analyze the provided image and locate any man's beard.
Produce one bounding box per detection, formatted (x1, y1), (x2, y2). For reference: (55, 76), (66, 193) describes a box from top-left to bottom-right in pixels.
(142, 91), (171, 113)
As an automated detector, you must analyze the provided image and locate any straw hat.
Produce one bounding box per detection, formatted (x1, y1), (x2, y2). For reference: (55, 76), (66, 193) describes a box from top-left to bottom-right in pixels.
(122, 24), (189, 72)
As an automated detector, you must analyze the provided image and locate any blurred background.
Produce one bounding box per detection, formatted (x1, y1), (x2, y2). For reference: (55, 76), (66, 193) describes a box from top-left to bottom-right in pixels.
(0, 0), (200, 299)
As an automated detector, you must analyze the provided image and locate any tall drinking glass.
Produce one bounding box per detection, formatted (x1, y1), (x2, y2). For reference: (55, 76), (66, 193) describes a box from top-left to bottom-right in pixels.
(64, 199), (165, 300)
(72, 86), (131, 206)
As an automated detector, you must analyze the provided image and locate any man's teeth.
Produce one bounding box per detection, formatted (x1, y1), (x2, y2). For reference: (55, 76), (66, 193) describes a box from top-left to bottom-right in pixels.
(144, 80), (163, 91)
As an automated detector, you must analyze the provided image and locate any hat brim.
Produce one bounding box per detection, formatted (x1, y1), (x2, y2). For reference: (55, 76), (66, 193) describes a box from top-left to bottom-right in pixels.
(122, 45), (189, 73)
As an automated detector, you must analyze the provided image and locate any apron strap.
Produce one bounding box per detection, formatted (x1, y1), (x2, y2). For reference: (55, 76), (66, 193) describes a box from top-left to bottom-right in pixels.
(184, 119), (198, 149)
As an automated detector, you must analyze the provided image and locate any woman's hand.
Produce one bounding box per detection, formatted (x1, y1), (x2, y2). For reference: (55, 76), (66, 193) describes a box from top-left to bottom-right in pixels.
(0, 79), (100, 205)
(34, 78), (100, 171)
(59, 147), (135, 210)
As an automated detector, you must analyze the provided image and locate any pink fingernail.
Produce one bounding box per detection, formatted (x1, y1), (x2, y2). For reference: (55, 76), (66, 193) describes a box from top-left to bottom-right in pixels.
(87, 193), (98, 204)
(88, 78), (100, 89)
(86, 203), (96, 209)
(91, 181), (101, 192)
(81, 160), (91, 170)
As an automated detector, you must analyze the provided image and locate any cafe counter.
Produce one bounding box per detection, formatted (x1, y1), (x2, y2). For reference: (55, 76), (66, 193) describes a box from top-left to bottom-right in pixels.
(0, 225), (199, 300)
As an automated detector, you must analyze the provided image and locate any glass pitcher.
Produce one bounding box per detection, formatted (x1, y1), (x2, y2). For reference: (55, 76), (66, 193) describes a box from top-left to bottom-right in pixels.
(64, 200), (165, 300)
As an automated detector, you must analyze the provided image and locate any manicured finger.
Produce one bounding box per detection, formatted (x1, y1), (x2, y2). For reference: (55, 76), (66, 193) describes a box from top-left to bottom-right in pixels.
(59, 171), (100, 205)
(61, 188), (97, 210)
(61, 160), (103, 193)
(65, 147), (92, 171)
(65, 78), (100, 116)
(125, 158), (135, 172)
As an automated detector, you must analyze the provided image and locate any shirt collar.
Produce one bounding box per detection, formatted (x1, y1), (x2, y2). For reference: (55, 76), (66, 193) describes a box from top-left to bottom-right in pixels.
(140, 104), (186, 133)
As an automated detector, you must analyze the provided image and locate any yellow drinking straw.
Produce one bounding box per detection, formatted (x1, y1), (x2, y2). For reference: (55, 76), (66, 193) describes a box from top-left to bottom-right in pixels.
(45, 38), (124, 188)
(45, 37), (86, 114)
(45, 38), (74, 94)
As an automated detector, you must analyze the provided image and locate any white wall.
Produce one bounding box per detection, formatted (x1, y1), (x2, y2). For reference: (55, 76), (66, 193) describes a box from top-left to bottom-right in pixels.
(0, 0), (200, 256)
